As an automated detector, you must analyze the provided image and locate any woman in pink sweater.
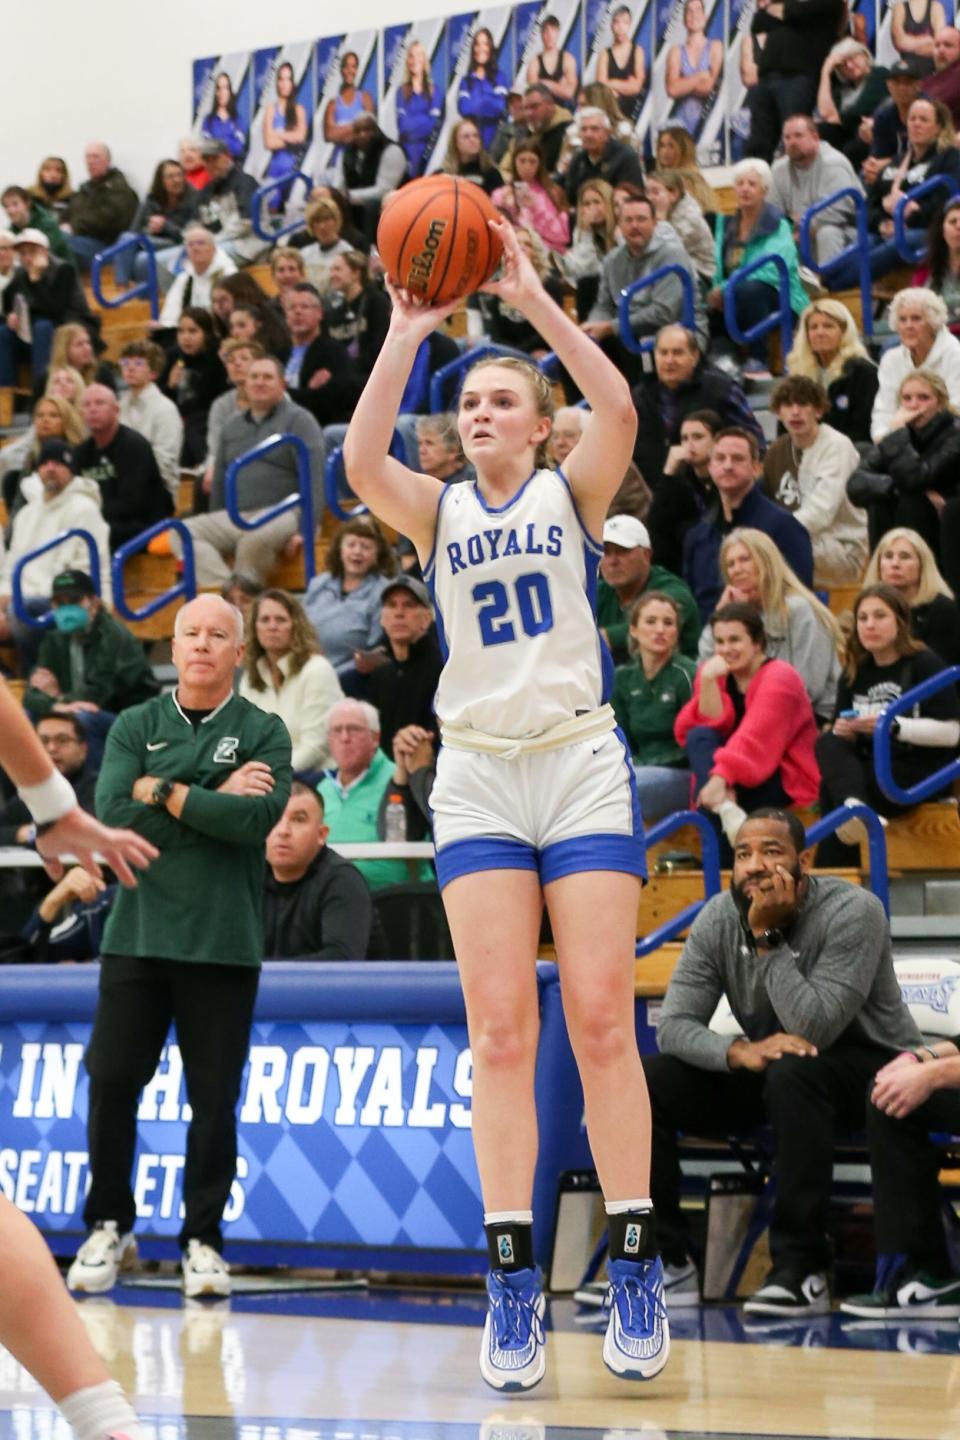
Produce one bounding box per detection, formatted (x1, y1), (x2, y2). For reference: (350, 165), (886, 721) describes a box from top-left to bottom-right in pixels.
(492, 139), (570, 253)
(674, 602), (820, 851)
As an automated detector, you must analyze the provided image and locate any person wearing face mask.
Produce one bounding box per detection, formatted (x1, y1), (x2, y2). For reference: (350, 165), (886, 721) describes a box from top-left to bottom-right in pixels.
(642, 807), (921, 1319)
(23, 570), (159, 745)
(0, 441), (110, 670)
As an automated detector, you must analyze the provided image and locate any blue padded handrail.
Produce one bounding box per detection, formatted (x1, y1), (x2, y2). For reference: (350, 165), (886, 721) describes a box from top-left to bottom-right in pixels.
(224, 431), (317, 586)
(11, 529), (101, 628)
(894, 174), (960, 263)
(723, 251), (793, 368)
(91, 235), (159, 321)
(618, 264), (697, 356)
(635, 810), (722, 958)
(251, 171), (313, 243)
(111, 520), (196, 622)
(874, 664), (960, 806)
(798, 186), (874, 339)
(428, 344), (529, 413)
(324, 430), (409, 521)
(806, 805), (890, 915)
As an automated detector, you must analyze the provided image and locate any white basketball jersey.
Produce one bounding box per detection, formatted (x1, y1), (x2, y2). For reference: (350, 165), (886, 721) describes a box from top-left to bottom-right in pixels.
(423, 469), (610, 738)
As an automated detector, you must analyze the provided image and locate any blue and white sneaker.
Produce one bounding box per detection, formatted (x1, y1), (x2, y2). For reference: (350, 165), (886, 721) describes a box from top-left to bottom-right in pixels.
(480, 1267), (547, 1392)
(602, 1257), (670, 1381)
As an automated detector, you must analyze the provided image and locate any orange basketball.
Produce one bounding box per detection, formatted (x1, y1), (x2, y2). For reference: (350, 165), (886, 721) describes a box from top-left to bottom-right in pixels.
(377, 175), (503, 306)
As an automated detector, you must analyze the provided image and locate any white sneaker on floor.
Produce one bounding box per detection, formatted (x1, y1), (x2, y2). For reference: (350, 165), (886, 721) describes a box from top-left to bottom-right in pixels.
(836, 798), (886, 846)
(743, 1271), (830, 1316)
(67, 1222), (137, 1294)
(181, 1240), (231, 1298)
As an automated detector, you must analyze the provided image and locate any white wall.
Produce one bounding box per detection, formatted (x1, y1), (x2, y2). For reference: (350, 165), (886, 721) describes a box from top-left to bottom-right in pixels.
(6, 0), (441, 195)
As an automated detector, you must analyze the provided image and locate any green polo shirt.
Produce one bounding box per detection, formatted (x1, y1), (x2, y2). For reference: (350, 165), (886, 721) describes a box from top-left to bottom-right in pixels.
(612, 654), (697, 767)
(95, 691), (292, 966)
(597, 566), (702, 663)
(319, 749), (432, 891)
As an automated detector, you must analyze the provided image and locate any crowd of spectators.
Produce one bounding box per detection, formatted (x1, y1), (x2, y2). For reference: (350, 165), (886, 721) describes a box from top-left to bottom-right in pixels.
(1, 10), (960, 1325)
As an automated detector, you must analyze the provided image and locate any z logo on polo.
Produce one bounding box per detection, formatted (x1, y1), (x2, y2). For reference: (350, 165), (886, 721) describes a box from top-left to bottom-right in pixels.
(213, 737), (240, 764)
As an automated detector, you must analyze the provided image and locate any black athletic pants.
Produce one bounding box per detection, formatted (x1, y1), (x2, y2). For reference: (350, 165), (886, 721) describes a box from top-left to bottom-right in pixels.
(865, 1087), (960, 1271)
(643, 1044), (893, 1276)
(84, 955), (260, 1251)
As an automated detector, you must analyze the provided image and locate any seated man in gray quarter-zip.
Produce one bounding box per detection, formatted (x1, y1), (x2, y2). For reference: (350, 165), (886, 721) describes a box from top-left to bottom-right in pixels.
(643, 807), (920, 1320)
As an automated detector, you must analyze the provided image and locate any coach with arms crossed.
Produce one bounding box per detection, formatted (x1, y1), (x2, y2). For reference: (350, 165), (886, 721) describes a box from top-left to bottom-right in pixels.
(67, 594), (292, 1300)
(643, 808), (920, 1318)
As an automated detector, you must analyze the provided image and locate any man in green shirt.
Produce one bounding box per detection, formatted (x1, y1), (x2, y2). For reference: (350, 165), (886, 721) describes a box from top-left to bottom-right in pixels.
(67, 594), (291, 1301)
(597, 515), (701, 663)
(319, 698), (431, 890)
(24, 569), (159, 723)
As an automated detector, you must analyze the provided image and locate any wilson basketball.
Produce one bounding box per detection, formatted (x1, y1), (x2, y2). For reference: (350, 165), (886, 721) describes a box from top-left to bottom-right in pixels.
(377, 175), (503, 307)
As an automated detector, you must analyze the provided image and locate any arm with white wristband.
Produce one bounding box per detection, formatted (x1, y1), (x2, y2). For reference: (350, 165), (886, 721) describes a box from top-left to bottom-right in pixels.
(1, 681), (156, 887)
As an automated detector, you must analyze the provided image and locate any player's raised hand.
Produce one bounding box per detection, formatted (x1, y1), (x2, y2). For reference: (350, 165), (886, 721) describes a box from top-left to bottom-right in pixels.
(384, 277), (460, 341)
(481, 219), (544, 308)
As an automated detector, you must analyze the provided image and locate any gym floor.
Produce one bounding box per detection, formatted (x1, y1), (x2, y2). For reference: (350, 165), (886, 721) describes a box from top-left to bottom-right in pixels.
(1, 1285), (957, 1440)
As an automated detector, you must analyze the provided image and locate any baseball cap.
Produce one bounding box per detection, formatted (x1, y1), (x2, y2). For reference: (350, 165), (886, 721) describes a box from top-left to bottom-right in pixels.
(887, 58), (925, 78)
(13, 228), (50, 249)
(51, 569), (96, 599)
(38, 439), (76, 470)
(381, 575), (432, 608)
(199, 137), (229, 157)
(603, 515), (651, 550)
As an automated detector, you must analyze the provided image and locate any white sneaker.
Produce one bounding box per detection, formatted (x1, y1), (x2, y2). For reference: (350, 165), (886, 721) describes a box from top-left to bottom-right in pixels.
(67, 1222), (137, 1294)
(181, 1240), (231, 1298)
(836, 799), (886, 846)
(743, 1271), (830, 1316)
(663, 1258), (699, 1307)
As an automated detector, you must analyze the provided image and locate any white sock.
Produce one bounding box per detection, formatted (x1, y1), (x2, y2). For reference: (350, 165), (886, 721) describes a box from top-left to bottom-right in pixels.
(604, 1198), (653, 1214)
(484, 1209), (534, 1225)
(59, 1380), (139, 1440)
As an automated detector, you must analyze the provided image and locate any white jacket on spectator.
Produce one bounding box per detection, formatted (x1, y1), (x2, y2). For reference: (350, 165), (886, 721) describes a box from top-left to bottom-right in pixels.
(158, 248), (237, 328)
(872, 327), (960, 441)
(765, 422), (868, 582)
(0, 473), (112, 606)
(119, 381), (183, 501)
(238, 652), (343, 772)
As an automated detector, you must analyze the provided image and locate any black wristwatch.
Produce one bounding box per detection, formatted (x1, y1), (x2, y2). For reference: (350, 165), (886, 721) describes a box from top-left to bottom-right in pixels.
(152, 777), (175, 807)
(758, 927), (786, 950)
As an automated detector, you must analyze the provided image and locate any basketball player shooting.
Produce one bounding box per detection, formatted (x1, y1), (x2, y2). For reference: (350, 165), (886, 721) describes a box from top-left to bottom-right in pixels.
(343, 220), (669, 1390)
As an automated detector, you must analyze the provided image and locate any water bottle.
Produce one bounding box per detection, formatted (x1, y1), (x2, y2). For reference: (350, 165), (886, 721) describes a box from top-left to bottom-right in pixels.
(384, 791), (407, 843)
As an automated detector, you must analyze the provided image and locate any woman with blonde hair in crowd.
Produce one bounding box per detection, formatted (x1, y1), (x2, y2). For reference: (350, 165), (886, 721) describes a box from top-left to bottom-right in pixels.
(0, 392), (87, 518)
(39, 323), (113, 397)
(851, 368), (960, 566)
(654, 125), (717, 214)
(560, 179), (618, 318)
(300, 198), (354, 293)
(441, 118), (503, 194)
(877, 287), (960, 442)
(644, 169), (714, 283)
(45, 365), (87, 412)
(28, 156), (73, 220)
(862, 525), (960, 664)
(239, 588), (343, 777)
(698, 527), (844, 722)
(787, 299), (879, 446)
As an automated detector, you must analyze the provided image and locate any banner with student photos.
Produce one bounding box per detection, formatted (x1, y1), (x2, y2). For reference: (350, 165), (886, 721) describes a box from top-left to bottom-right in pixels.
(191, 0), (960, 181)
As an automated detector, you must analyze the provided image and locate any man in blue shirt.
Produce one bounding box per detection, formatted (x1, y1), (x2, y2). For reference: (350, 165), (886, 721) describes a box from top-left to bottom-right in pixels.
(683, 427), (814, 622)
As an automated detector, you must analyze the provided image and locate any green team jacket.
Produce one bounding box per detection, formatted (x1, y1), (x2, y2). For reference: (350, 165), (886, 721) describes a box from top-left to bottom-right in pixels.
(24, 609), (159, 719)
(596, 567), (702, 664)
(95, 691), (292, 966)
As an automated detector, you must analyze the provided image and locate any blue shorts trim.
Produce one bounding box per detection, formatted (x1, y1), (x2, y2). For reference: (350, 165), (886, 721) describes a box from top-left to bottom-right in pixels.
(435, 836), (538, 889)
(540, 833), (647, 885)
